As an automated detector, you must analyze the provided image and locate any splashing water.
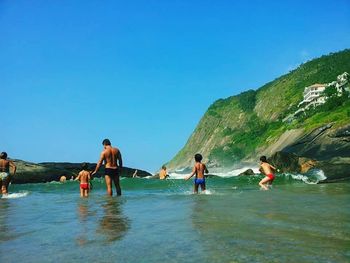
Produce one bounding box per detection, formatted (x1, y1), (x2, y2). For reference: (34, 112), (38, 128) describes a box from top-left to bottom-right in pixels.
(289, 169), (327, 184)
(1, 191), (29, 199)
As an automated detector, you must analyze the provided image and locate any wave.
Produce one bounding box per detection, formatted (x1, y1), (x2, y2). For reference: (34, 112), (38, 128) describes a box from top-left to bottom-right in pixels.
(2, 191), (29, 199)
(289, 169), (327, 184)
(168, 166), (260, 179)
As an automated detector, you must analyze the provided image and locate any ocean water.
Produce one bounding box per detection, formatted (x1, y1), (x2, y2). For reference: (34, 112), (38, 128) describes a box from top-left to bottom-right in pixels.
(0, 175), (349, 263)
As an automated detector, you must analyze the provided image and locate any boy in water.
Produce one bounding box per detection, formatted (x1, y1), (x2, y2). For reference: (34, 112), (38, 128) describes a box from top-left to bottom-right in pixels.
(258, 156), (276, 190)
(159, 165), (168, 180)
(185, 154), (209, 193)
(0, 152), (16, 195)
(75, 163), (91, 197)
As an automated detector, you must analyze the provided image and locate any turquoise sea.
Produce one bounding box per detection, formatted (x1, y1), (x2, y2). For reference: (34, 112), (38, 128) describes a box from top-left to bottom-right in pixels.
(1, 175), (349, 263)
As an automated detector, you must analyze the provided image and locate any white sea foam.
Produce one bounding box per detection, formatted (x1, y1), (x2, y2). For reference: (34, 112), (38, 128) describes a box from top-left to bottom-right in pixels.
(211, 167), (260, 178)
(290, 169), (327, 184)
(168, 166), (260, 179)
(2, 191), (29, 199)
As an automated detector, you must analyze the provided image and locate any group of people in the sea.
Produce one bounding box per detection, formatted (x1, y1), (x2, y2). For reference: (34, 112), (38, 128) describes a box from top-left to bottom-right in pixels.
(0, 138), (277, 197)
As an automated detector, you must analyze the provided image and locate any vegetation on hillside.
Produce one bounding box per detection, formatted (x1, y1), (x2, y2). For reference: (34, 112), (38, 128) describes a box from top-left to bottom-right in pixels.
(168, 49), (350, 169)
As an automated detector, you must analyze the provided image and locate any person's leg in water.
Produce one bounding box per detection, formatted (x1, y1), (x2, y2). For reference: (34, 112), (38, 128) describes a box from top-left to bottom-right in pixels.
(194, 182), (199, 194)
(201, 182), (206, 193)
(259, 176), (271, 190)
(113, 174), (121, 196)
(1, 178), (9, 195)
(105, 175), (113, 196)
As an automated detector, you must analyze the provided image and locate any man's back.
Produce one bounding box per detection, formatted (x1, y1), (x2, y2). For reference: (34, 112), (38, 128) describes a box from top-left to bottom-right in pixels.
(103, 147), (120, 168)
(195, 163), (207, 179)
(0, 159), (9, 172)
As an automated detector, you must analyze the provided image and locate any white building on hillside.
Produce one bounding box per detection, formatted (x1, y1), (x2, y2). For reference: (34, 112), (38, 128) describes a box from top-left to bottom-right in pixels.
(283, 72), (349, 122)
(328, 72), (349, 93)
(297, 83), (327, 110)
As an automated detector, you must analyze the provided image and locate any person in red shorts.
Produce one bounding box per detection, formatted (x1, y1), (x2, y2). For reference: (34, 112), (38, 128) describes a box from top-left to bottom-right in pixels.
(75, 163), (91, 197)
(258, 156), (277, 190)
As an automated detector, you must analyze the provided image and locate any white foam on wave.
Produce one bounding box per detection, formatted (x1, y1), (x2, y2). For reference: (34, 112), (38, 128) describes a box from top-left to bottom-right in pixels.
(167, 172), (187, 179)
(201, 189), (214, 195)
(290, 169), (327, 184)
(168, 166), (260, 179)
(2, 191), (29, 199)
(211, 167), (260, 178)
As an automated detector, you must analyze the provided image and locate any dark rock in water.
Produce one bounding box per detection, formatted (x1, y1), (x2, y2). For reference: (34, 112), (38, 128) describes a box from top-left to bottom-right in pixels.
(315, 158), (350, 183)
(10, 160), (152, 184)
(268, 152), (302, 173)
(238, 169), (255, 176)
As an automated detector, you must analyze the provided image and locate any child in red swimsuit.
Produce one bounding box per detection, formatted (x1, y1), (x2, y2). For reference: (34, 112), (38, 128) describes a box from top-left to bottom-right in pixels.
(258, 156), (277, 190)
(75, 163), (91, 197)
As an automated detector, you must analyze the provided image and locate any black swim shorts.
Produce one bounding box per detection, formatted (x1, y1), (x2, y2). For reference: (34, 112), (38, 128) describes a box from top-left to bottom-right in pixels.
(105, 168), (119, 177)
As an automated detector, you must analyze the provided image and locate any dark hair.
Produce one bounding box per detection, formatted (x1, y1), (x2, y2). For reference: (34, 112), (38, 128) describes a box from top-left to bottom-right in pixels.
(162, 165), (166, 170)
(260, 156), (267, 162)
(0, 152), (7, 159)
(194, 153), (203, 162)
(81, 162), (88, 170)
(102, 139), (111, 146)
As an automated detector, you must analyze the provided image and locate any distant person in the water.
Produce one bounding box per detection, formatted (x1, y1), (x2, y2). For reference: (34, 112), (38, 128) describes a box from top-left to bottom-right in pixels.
(132, 169), (138, 178)
(0, 152), (17, 195)
(258, 156), (276, 190)
(185, 154), (208, 193)
(159, 165), (168, 180)
(92, 139), (123, 196)
(75, 163), (91, 197)
(59, 176), (67, 183)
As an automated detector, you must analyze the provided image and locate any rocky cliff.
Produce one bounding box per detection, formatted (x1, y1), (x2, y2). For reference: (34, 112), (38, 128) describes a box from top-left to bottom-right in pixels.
(9, 160), (152, 184)
(167, 49), (350, 182)
(267, 123), (350, 182)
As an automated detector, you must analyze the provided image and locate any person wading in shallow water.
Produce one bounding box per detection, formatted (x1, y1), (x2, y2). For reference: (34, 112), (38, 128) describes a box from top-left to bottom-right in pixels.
(0, 152), (17, 195)
(258, 156), (276, 190)
(92, 139), (123, 196)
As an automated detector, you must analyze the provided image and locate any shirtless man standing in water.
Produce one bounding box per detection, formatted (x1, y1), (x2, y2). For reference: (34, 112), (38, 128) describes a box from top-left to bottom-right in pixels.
(0, 152), (17, 195)
(92, 139), (123, 196)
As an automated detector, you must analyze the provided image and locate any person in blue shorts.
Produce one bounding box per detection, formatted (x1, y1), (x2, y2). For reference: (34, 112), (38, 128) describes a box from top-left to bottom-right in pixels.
(185, 153), (209, 193)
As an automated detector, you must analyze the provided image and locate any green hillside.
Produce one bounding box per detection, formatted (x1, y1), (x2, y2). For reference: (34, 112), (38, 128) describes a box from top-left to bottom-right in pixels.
(168, 49), (350, 169)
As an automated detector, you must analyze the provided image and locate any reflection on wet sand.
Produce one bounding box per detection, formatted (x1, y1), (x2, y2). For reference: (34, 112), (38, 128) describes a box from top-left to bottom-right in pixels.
(97, 198), (130, 243)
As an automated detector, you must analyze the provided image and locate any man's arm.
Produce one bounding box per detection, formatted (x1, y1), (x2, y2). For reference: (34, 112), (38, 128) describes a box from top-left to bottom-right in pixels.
(117, 150), (123, 168)
(74, 172), (81, 181)
(92, 152), (104, 175)
(185, 166), (196, 180)
(204, 164), (209, 174)
(9, 161), (16, 175)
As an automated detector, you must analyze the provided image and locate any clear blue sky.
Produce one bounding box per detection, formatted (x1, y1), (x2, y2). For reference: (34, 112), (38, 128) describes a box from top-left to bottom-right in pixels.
(1, 0), (349, 172)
